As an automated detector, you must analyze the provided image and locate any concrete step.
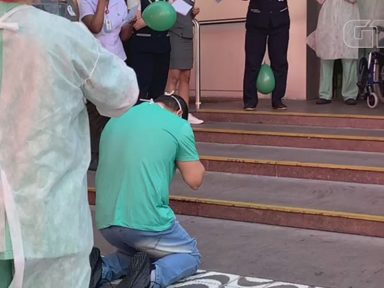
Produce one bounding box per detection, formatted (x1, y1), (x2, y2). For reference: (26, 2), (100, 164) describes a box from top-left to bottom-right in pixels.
(197, 142), (384, 184)
(195, 109), (384, 129)
(194, 122), (384, 152)
(169, 172), (384, 237)
(87, 170), (384, 237)
(194, 97), (384, 116)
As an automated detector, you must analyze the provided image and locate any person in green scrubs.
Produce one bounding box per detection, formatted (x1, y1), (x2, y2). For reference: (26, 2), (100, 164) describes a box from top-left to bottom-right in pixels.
(307, 0), (360, 105)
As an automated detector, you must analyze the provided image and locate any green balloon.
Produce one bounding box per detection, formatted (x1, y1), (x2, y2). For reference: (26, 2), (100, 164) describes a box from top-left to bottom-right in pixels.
(257, 64), (276, 94)
(142, 1), (177, 32)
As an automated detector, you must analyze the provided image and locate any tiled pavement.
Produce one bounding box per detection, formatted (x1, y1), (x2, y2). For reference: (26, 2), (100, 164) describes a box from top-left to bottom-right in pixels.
(168, 270), (323, 288)
(94, 213), (384, 288)
(111, 270), (323, 288)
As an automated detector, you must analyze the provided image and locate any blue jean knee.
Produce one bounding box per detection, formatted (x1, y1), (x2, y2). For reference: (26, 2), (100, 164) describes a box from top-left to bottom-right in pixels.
(150, 221), (201, 287)
(100, 221), (201, 287)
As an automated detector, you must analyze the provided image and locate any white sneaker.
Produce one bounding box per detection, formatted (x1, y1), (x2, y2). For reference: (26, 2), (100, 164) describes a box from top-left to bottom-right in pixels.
(188, 113), (204, 124)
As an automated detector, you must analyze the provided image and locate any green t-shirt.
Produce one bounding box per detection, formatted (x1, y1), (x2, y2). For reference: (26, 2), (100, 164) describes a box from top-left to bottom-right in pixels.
(95, 102), (199, 232)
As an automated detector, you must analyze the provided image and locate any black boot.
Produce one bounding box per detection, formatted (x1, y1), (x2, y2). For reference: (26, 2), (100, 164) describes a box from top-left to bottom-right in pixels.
(116, 252), (151, 288)
(89, 247), (103, 288)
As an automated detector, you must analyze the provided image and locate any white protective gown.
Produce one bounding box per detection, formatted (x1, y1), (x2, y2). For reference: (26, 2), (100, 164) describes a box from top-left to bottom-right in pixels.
(0, 3), (139, 288)
(307, 0), (360, 60)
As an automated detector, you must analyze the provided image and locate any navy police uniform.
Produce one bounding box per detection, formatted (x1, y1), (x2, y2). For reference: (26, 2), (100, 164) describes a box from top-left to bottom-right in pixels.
(243, 0), (290, 109)
(125, 0), (171, 101)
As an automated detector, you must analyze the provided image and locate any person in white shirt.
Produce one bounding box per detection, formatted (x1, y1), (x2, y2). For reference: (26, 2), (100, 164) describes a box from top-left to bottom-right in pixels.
(79, 0), (134, 60)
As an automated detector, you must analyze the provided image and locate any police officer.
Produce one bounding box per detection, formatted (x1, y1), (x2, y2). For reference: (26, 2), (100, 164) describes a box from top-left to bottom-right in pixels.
(243, 0), (290, 110)
(125, 0), (171, 102)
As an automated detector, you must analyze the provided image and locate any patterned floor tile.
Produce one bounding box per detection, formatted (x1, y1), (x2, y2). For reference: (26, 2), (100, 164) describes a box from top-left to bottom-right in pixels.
(168, 271), (325, 288)
(112, 270), (324, 288)
(168, 270), (240, 287)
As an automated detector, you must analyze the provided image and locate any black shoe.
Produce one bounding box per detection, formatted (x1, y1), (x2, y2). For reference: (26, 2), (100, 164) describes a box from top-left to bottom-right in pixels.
(89, 247), (103, 288)
(116, 252), (151, 288)
(316, 98), (332, 105)
(272, 102), (287, 110)
(345, 98), (357, 105)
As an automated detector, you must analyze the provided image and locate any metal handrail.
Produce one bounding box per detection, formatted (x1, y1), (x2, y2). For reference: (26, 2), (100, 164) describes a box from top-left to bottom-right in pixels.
(192, 19), (201, 110)
(192, 18), (246, 110)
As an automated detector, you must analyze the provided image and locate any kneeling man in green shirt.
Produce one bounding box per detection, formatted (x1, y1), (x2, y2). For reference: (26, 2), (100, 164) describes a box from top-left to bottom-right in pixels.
(95, 94), (205, 288)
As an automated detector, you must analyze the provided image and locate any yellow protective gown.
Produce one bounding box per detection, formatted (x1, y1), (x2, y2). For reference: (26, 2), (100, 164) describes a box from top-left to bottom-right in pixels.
(0, 3), (138, 287)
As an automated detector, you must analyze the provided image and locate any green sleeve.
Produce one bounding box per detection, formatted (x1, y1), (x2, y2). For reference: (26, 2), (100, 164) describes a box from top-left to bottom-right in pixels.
(0, 259), (13, 288)
(176, 123), (200, 162)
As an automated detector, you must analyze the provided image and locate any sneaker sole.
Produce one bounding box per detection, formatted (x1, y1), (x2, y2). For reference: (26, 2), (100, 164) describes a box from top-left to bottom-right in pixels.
(189, 121), (204, 125)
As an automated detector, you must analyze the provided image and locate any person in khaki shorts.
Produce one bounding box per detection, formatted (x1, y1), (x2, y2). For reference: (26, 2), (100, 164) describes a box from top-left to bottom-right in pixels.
(165, 0), (203, 124)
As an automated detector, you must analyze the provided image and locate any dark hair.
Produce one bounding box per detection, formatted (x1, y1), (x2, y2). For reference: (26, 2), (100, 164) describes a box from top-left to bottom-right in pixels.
(155, 94), (189, 120)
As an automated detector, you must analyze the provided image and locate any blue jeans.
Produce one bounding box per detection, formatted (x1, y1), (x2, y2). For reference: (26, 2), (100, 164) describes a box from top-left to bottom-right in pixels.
(100, 221), (201, 288)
